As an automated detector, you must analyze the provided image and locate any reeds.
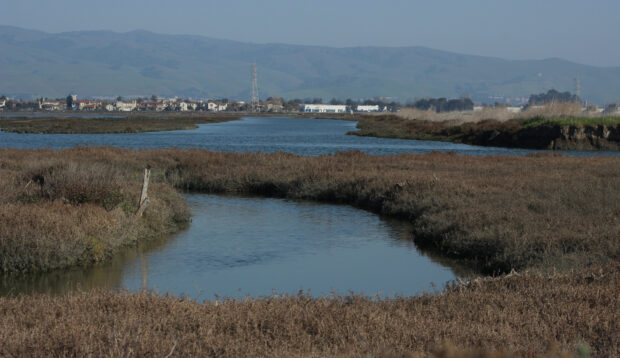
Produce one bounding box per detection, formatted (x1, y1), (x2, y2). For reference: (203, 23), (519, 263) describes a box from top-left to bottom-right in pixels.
(396, 103), (593, 124)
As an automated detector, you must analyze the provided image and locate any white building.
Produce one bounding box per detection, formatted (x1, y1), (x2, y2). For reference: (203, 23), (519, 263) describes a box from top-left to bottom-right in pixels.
(116, 101), (137, 112)
(208, 102), (228, 112)
(178, 102), (188, 111)
(0, 99), (6, 108)
(506, 106), (523, 113)
(39, 101), (63, 111)
(105, 104), (115, 111)
(356, 105), (380, 112)
(301, 104), (347, 113)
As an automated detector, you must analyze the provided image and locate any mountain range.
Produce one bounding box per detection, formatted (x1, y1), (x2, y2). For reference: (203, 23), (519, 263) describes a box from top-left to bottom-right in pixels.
(1, 25), (619, 104)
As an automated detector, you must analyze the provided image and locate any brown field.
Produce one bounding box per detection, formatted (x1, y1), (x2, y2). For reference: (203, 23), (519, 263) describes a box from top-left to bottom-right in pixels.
(0, 112), (241, 134)
(0, 264), (617, 357)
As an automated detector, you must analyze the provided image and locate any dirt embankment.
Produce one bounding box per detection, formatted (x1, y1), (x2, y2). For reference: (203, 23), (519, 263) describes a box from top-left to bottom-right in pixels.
(462, 124), (620, 150)
(352, 115), (620, 151)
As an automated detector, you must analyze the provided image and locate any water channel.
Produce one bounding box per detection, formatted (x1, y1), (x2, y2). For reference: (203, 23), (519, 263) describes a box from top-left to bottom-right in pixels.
(0, 195), (462, 298)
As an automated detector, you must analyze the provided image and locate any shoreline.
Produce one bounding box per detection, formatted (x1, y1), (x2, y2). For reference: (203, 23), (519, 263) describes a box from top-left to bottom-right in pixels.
(350, 114), (620, 151)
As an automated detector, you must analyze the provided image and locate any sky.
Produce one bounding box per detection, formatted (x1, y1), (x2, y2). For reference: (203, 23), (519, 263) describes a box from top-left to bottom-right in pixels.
(2, 0), (620, 67)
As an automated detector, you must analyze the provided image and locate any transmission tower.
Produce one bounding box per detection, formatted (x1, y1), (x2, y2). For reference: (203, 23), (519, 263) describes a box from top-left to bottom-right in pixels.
(574, 77), (581, 99)
(250, 64), (259, 112)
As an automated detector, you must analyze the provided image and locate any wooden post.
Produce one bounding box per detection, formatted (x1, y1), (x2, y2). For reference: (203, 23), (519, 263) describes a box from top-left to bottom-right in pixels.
(136, 166), (151, 217)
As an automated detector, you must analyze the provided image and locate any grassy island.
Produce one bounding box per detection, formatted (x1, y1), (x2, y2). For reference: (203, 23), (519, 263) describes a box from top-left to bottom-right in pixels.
(0, 113), (241, 134)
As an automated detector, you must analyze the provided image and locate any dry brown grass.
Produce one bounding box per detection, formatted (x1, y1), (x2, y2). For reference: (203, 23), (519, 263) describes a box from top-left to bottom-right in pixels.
(0, 264), (617, 357)
(0, 150), (190, 273)
(396, 103), (590, 124)
(2, 147), (618, 274)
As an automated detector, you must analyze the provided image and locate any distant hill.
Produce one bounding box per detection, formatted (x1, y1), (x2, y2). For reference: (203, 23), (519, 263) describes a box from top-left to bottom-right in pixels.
(1, 25), (619, 104)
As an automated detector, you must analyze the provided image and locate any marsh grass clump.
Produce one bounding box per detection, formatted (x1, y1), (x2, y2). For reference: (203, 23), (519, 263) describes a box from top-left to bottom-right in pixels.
(0, 150), (190, 273)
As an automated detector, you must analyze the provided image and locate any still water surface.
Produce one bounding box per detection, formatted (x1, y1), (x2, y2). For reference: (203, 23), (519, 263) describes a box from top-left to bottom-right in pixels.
(1, 116), (617, 156)
(0, 195), (459, 298)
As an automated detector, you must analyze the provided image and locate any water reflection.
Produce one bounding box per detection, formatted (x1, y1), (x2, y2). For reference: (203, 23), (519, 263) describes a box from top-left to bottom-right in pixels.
(1, 195), (466, 298)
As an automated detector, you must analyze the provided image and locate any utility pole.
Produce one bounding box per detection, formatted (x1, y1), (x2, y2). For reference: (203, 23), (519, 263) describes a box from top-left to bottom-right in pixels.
(250, 64), (259, 112)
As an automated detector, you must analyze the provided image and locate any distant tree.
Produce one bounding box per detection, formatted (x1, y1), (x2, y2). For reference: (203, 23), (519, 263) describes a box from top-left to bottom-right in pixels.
(311, 98), (323, 104)
(408, 97), (473, 112)
(604, 103), (619, 114)
(329, 98), (344, 105)
(388, 101), (401, 112)
(0, 95), (7, 101)
(527, 89), (580, 106)
(116, 96), (123, 101)
(66, 95), (74, 110)
(151, 95), (158, 101)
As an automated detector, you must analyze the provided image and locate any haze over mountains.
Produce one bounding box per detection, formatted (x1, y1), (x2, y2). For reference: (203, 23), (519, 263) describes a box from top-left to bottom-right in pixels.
(1, 25), (619, 104)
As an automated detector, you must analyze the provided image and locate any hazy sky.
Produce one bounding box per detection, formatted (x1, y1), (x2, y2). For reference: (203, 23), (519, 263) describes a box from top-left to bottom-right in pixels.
(2, 0), (619, 67)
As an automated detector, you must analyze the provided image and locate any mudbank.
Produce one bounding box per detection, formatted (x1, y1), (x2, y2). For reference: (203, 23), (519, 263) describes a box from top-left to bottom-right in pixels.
(465, 124), (620, 150)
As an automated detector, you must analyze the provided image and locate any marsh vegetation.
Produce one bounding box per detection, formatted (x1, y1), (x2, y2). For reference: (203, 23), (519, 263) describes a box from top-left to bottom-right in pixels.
(1, 148), (618, 356)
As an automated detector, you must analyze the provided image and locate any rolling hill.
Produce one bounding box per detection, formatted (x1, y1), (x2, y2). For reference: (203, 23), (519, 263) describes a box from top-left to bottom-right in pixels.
(1, 25), (619, 104)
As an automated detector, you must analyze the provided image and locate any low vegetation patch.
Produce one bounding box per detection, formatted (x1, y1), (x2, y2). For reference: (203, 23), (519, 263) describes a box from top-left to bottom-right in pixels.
(0, 264), (617, 357)
(0, 113), (240, 134)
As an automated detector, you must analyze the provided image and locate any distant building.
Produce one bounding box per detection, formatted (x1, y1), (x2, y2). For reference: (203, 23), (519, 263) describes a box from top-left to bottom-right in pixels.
(356, 105), (380, 112)
(506, 106), (522, 113)
(0, 99), (5, 108)
(105, 104), (115, 111)
(116, 100), (137, 112)
(301, 104), (347, 113)
(39, 100), (63, 111)
(178, 102), (188, 111)
(75, 100), (99, 111)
